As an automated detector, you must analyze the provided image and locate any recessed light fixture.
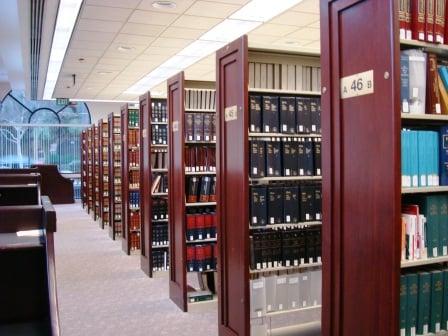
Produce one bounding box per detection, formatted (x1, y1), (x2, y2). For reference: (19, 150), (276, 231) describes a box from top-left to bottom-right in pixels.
(117, 46), (133, 52)
(152, 1), (176, 9)
(285, 41), (301, 45)
(98, 71), (112, 75)
(78, 57), (85, 62)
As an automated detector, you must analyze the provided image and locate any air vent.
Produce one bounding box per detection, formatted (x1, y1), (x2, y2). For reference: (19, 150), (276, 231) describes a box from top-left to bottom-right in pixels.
(30, 0), (44, 100)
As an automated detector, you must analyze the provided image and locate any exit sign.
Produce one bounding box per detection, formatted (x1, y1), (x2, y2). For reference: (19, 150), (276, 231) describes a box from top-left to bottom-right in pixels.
(56, 98), (70, 105)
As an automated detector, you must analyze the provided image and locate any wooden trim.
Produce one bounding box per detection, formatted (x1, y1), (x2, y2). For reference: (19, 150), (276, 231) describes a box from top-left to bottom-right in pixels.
(168, 71), (187, 312)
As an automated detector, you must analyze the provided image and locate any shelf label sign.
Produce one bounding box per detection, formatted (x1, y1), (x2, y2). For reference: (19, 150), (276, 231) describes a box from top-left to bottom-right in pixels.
(340, 70), (374, 99)
(172, 120), (179, 132)
(225, 105), (237, 122)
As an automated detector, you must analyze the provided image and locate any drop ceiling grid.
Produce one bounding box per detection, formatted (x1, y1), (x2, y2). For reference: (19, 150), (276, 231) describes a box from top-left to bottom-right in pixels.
(55, 0), (321, 100)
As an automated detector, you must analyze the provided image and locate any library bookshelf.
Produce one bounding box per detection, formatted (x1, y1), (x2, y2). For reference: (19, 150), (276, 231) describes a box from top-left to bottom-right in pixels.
(93, 125), (100, 220)
(167, 73), (218, 312)
(81, 129), (88, 208)
(139, 92), (169, 277)
(216, 36), (323, 336)
(86, 126), (94, 214)
(108, 113), (122, 240)
(121, 104), (141, 254)
(98, 119), (109, 229)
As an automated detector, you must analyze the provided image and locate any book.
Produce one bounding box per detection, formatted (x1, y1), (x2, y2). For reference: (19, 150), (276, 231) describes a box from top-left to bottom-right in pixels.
(417, 272), (431, 335)
(400, 275), (408, 336)
(282, 138), (298, 176)
(250, 186), (267, 226)
(412, 0), (426, 41)
(430, 270), (444, 333)
(267, 187), (283, 225)
(250, 95), (262, 132)
(265, 139), (281, 177)
(283, 186), (299, 224)
(442, 269), (448, 331)
(280, 97), (296, 134)
(426, 53), (441, 114)
(262, 96), (280, 133)
(440, 126), (448, 185)
(401, 50), (427, 115)
(250, 140), (266, 178)
(426, 0), (436, 42)
(407, 273), (419, 336)
(435, 0), (446, 43)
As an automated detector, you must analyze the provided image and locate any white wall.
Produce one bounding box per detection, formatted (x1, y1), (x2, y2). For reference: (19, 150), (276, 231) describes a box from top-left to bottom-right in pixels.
(85, 101), (125, 124)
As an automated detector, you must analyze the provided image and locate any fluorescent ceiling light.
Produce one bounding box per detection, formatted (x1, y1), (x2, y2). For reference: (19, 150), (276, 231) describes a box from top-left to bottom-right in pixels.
(200, 19), (261, 43)
(230, 0), (304, 22)
(124, 0), (303, 96)
(43, 0), (82, 100)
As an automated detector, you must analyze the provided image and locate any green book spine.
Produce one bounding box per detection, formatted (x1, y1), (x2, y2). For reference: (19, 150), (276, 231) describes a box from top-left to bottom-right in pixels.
(440, 195), (448, 256)
(417, 272), (431, 335)
(407, 273), (418, 336)
(443, 270), (448, 331)
(427, 195), (440, 258)
(400, 275), (408, 336)
(430, 270), (444, 333)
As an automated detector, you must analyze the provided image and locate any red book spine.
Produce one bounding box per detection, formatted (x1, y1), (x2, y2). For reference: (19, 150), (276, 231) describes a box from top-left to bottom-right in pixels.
(434, 0), (446, 43)
(412, 0), (426, 40)
(406, 0), (413, 39)
(196, 214), (205, 240)
(426, 0), (435, 42)
(399, 0), (406, 39)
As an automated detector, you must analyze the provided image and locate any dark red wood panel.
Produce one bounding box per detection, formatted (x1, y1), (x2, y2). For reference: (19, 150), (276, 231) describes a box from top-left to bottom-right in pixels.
(108, 114), (115, 239)
(168, 72), (187, 311)
(98, 120), (105, 229)
(216, 36), (249, 336)
(121, 105), (130, 254)
(320, 1), (401, 335)
(140, 92), (152, 277)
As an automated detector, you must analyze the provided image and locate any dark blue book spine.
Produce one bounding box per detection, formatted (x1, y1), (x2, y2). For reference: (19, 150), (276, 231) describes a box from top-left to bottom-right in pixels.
(440, 127), (448, 186)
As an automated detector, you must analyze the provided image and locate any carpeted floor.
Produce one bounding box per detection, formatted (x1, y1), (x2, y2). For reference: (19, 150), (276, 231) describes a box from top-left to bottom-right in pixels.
(53, 203), (218, 336)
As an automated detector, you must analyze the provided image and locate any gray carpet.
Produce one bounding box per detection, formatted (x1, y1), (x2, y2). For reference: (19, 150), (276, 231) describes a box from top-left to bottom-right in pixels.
(53, 203), (218, 336)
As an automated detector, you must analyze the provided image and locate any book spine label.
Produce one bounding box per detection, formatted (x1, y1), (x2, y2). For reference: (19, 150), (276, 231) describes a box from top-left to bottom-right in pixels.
(413, 0), (427, 40)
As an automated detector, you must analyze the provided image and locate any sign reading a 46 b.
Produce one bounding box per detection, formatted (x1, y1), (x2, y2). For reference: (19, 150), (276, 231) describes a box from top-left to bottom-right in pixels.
(340, 70), (374, 99)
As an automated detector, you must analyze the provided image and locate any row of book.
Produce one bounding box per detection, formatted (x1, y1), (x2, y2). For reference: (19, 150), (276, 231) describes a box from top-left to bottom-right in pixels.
(185, 89), (216, 111)
(250, 138), (321, 178)
(151, 125), (167, 145)
(250, 95), (321, 134)
(129, 211), (140, 231)
(185, 113), (217, 142)
(128, 129), (139, 147)
(248, 62), (321, 93)
(185, 146), (216, 172)
(128, 150), (139, 167)
(186, 210), (217, 241)
(400, 268), (448, 336)
(130, 231), (140, 251)
(398, 0), (447, 43)
(186, 243), (217, 272)
(402, 194), (448, 260)
(151, 150), (168, 170)
(152, 223), (168, 246)
(152, 198), (168, 220)
(128, 109), (139, 128)
(152, 174), (168, 194)
(129, 170), (139, 189)
(151, 101), (167, 123)
(250, 270), (322, 319)
(129, 191), (140, 209)
(250, 184), (322, 226)
(152, 250), (169, 272)
(186, 176), (217, 203)
(250, 226), (321, 270)
(402, 130), (439, 188)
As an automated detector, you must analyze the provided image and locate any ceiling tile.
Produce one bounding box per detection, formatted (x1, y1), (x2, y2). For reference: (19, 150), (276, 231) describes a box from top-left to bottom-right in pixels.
(286, 27), (320, 40)
(303, 40), (321, 49)
(138, 0), (195, 13)
(72, 30), (116, 43)
(161, 27), (205, 39)
(308, 20), (320, 29)
(135, 53), (170, 63)
(204, 0), (250, 4)
(85, 0), (141, 8)
(81, 5), (133, 21)
(69, 39), (110, 51)
(120, 22), (165, 36)
(113, 34), (156, 45)
(77, 19), (123, 33)
(292, 0), (320, 14)
(94, 63), (128, 71)
(171, 15), (220, 30)
(97, 57), (131, 66)
(269, 11), (319, 27)
(247, 34), (279, 45)
(128, 10), (179, 26)
(151, 37), (193, 48)
(185, 1), (240, 18)
(250, 23), (299, 37)
(143, 46), (179, 56)
(66, 48), (105, 58)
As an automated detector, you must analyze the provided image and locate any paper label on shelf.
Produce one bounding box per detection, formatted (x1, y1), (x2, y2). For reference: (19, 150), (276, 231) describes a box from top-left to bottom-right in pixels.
(257, 263), (261, 269)
(270, 217), (274, 224)
(269, 168), (273, 174)
(267, 304), (272, 311)
(436, 103), (442, 114)
(252, 217), (257, 224)
(412, 176), (418, 187)
(172, 121), (179, 132)
(428, 34), (434, 42)
(298, 125), (304, 132)
(303, 301), (307, 307)
(277, 277), (287, 285)
(316, 213), (322, 220)
(299, 169), (304, 175)
(199, 234), (203, 240)
(257, 311), (262, 317)
(299, 259), (303, 265)
(420, 175), (426, 186)
(250, 125), (255, 131)
(443, 246), (447, 255)
(286, 260), (290, 267)
(292, 301), (297, 308)
(267, 262), (272, 268)
(419, 32), (425, 40)
(253, 167), (257, 174)
(282, 124), (287, 131)
(412, 87), (419, 99)
(224, 105), (238, 122)
(312, 125), (316, 132)
(278, 304), (283, 310)
(285, 169), (290, 176)
(433, 247), (438, 257)
(423, 325), (428, 334)
(399, 29), (405, 40)
(436, 323), (440, 332)
(264, 125), (270, 132)
(340, 70), (374, 99)
(286, 215), (290, 222)
(306, 213), (310, 220)
(289, 277), (299, 284)
(262, 262), (267, 269)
